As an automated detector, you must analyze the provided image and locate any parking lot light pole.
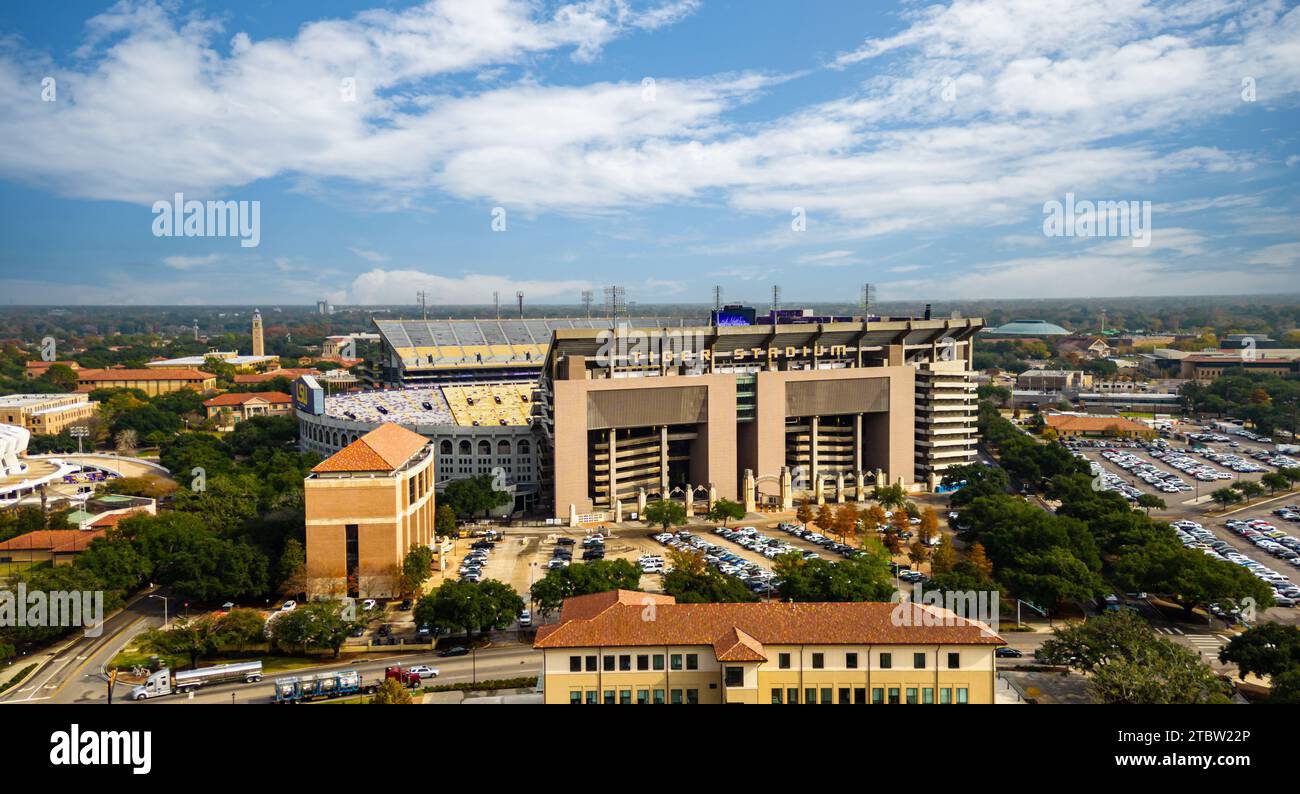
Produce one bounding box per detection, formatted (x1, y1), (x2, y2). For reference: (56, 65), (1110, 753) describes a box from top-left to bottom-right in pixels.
(149, 593), (168, 627)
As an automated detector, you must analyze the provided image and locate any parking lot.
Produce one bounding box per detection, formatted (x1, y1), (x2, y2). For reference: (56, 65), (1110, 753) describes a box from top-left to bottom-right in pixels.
(1065, 421), (1300, 625)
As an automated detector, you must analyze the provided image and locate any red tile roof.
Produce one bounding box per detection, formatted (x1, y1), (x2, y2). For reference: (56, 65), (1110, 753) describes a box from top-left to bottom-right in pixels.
(50, 529), (106, 554)
(232, 368), (318, 384)
(203, 391), (292, 407)
(0, 529), (91, 552)
(311, 423), (430, 473)
(1044, 414), (1152, 434)
(79, 368), (213, 382)
(534, 591), (1004, 654)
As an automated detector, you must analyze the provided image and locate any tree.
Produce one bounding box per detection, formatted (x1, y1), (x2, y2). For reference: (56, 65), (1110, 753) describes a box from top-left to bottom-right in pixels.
(268, 600), (355, 656)
(1038, 611), (1229, 704)
(832, 503), (859, 542)
(1234, 480), (1264, 504)
(643, 499), (686, 531)
(214, 608), (266, 646)
(277, 538), (306, 595)
(371, 677), (413, 704)
(773, 545), (894, 602)
(528, 559), (643, 616)
(138, 616), (220, 669)
(1135, 494), (1165, 515)
(872, 482), (907, 510)
(908, 540), (930, 571)
(415, 578), (522, 640)
(931, 534), (958, 575)
(663, 549), (758, 603)
(1272, 670), (1300, 704)
(706, 498), (745, 527)
(795, 500), (813, 528)
(918, 508), (939, 545)
(966, 542), (993, 579)
(1218, 624), (1300, 680)
(1209, 487), (1242, 511)
(114, 428), (138, 454)
(400, 544), (435, 596)
(441, 475), (511, 518)
(859, 504), (887, 535)
(814, 504), (834, 535)
(435, 504), (458, 537)
(1260, 472), (1290, 494)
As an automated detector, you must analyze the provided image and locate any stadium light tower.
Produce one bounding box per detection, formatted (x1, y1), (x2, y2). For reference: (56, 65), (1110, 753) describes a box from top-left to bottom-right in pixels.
(713, 285), (722, 310)
(771, 285), (781, 324)
(517, 291), (525, 319)
(580, 290), (593, 319)
(861, 283), (876, 318)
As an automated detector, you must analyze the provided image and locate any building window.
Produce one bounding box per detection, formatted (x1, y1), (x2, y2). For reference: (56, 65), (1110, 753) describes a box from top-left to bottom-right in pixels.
(670, 654), (683, 671)
(845, 652), (858, 669)
(839, 687), (851, 705)
(569, 691), (581, 705)
(854, 688), (867, 705)
(778, 652), (791, 669)
(811, 652), (824, 669)
(686, 689), (699, 704)
(906, 687), (918, 705)
(636, 654), (650, 671)
(957, 688), (969, 704)
(947, 652), (960, 669)
(879, 652), (892, 669)
(653, 689), (665, 705)
(940, 688), (952, 704)
(603, 655), (615, 671)
(787, 687), (799, 704)
(585, 691), (598, 704)
(913, 652), (926, 669)
(686, 654), (699, 670)
(459, 440), (471, 455)
(344, 524), (359, 599)
(805, 688), (816, 704)
(923, 687), (934, 704)
(569, 656), (581, 672)
(603, 690), (615, 705)
(440, 440), (453, 455)
(872, 688), (883, 705)
(637, 689), (649, 705)
(771, 688), (783, 704)
(820, 687), (832, 704)
(652, 655), (665, 671)
(620, 690), (632, 705)
(584, 655), (597, 672)
(888, 687), (900, 705)
(671, 689), (683, 705)
(724, 667), (744, 687)
(619, 655), (631, 671)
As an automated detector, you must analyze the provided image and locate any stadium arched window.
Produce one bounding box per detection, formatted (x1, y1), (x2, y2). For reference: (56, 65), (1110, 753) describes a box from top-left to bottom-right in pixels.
(518, 439), (530, 455)
(497, 439), (511, 456)
(440, 440), (453, 456)
(459, 440), (471, 456)
(478, 439), (491, 456)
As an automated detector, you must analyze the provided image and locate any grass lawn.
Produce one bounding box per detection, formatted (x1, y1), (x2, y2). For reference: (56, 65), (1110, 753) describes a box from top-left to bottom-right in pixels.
(109, 643), (353, 676)
(0, 663), (37, 695)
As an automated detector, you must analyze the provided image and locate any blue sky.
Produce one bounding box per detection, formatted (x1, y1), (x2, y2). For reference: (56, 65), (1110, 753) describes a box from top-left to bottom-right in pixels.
(0, 0), (1298, 306)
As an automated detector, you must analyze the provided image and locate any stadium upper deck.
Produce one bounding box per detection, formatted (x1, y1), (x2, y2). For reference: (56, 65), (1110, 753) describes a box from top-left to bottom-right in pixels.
(373, 317), (677, 386)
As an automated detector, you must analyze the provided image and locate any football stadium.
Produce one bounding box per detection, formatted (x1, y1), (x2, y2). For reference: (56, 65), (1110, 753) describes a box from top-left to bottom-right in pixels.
(296, 310), (982, 521)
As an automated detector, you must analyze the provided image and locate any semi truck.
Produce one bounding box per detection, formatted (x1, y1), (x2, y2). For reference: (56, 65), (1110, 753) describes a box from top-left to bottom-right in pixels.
(130, 660), (264, 700)
(273, 669), (379, 703)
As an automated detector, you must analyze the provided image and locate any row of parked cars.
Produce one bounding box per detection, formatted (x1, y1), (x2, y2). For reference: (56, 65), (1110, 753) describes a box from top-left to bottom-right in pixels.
(1099, 449), (1196, 493)
(457, 539), (496, 583)
(651, 530), (780, 594)
(1174, 518), (1300, 608)
(774, 521), (883, 556)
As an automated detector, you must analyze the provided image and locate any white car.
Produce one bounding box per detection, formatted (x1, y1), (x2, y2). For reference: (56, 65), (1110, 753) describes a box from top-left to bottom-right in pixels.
(280, 600), (297, 611)
(407, 665), (440, 679)
(519, 609), (532, 627)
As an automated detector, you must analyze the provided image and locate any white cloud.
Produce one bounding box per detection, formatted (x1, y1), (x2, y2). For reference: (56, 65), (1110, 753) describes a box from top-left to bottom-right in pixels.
(346, 268), (591, 304)
(348, 247), (390, 263)
(162, 253), (222, 270)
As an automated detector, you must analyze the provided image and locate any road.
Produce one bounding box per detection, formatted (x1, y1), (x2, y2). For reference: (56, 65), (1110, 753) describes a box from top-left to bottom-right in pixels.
(0, 589), (166, 704)
(125, 644), (541, 704)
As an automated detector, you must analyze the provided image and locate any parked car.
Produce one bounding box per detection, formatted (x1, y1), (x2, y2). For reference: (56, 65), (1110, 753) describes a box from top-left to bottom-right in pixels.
(995, 648), (1023, 658)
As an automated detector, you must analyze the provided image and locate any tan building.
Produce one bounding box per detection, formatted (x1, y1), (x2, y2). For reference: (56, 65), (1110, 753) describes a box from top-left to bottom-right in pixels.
(203, 391), (293, 430)
(304, 423), (436, 598)
(1178, 353), (1300, 383)
(0, 529), (104, 566)
(0, 393), (99, 435)
(77, 368), (216, 396)
(535, 591), (1004, 704)
(1044, 413), (1155, 439)
(536, 318), (982, 519)
(1015, 369), (1091, 392)
(24, 360), (81, 380)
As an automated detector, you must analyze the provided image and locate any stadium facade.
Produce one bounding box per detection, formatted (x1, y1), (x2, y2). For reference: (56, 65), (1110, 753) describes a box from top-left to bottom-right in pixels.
(296, 312), (982, 522)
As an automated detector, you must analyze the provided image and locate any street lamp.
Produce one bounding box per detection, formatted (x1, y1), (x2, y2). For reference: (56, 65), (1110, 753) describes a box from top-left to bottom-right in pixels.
(148, 593), (168, 627)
